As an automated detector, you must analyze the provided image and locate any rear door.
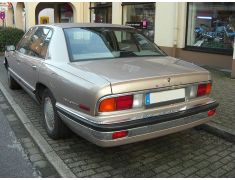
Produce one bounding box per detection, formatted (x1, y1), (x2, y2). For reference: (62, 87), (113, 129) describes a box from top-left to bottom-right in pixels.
(19, 26), (53, 91)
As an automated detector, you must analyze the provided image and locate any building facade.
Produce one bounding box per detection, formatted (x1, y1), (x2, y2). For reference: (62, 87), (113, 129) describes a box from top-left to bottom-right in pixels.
(1, 2), (235, 77)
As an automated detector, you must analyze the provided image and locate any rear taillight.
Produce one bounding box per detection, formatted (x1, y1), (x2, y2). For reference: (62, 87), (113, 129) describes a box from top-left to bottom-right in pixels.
(197, 83), (212, 97)
(208, 109), (216, 117)
(116, 95), (133, 110)
(112, 131), (128, 139)
(99, 95), (133, 112)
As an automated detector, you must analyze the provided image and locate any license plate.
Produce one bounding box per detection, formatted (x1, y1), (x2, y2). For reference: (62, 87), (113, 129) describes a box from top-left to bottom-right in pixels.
(145, 88), (185, 106)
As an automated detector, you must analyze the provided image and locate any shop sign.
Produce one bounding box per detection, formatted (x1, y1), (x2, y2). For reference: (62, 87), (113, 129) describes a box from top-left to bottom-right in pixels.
(0, 6), (7, 11)
(126, 21), (148, 29)
(0, 11), (5, 20)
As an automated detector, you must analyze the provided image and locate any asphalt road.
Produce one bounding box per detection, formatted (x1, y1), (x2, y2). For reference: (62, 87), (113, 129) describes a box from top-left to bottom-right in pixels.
(0, 108), (38, 178)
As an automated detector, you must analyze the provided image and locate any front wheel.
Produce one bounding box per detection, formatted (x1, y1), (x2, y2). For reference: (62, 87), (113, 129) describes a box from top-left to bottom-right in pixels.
(41, 89), (70, 139)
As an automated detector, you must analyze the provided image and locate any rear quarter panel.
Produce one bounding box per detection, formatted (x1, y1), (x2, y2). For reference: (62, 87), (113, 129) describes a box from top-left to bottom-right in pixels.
(38, 26), (112, 116)
(39, 62), (112, 116)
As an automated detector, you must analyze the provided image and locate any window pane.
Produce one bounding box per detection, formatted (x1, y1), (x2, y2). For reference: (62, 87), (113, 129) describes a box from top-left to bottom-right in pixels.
(64, 28), (114, 60)
(123, 3), (155, 42)
(28, 27), (52, 58)
(186, 2), (235, 51)
(64, 27), (165, 61)
(17, 27), (37, 54)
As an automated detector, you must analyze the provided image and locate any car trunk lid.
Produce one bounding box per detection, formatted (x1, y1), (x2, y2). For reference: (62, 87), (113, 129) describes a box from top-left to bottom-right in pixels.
(69, 56), (210, 94)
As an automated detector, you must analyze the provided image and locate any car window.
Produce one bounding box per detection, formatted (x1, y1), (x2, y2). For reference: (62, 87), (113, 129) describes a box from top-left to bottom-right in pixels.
(64, 27), (166, 62)
(28, 27), (53, 59)
(65, 28), (114, 60)
(17, 27), (52, 59)
(17, 27), (37, 55)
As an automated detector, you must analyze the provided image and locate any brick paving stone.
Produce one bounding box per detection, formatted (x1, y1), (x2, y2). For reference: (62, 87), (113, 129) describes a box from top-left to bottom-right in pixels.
(220, 155), (234, 164)
(196, 168), (214, 177)
(208, 161), (224, 171)
(167, 166), (184, 175)
(153, 164), (170, 174)
(154, 171), (170, 178)
(95, 165), (113, 173)
(34, 161), (48, 169)
(68, 161), (87, 168)
(89, 172), (111, 178)
(210, 168), (227, 177)
(30, 154), (44, 162)
(75, 169), (96, 177)
(170, 173), (185, 178)
(6, 114), (18, 122)
(222, 161), (235, 171)
(181, 167), (198, 176)
(1, 57), (235, 178)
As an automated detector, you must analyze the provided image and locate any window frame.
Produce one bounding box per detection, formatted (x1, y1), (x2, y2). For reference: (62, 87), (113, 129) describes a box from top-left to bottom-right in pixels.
(184, 2), (234, 56)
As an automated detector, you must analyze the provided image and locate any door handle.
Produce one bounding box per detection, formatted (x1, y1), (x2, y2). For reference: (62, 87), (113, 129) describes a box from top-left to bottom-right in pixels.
(32, 65), (37, 70)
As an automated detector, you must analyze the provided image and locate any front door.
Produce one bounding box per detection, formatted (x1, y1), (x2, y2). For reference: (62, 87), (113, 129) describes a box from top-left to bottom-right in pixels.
(17, 27), (53, 91)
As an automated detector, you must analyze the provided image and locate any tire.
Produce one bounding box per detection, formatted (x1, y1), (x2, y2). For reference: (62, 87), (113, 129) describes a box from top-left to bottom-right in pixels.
(41, 89), (70, 139)
(7, 69), (21, 90)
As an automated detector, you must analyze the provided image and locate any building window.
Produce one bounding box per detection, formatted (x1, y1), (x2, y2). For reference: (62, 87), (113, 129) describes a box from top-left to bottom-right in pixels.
(186, 2), (235, 55)
(122, 3), (155, 42)
(90, 2), (112, 23)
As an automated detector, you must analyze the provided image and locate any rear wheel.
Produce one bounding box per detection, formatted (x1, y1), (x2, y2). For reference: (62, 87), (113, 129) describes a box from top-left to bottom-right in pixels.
(7, 69), (21, 90)
(41, 89), (70, 139)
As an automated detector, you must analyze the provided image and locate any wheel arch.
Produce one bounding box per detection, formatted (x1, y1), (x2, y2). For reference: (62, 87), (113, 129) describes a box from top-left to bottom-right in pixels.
(35, 82), (49, 103)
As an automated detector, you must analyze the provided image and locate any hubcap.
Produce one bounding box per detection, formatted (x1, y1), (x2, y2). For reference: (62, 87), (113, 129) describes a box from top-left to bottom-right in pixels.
(44, 97), (55, 132)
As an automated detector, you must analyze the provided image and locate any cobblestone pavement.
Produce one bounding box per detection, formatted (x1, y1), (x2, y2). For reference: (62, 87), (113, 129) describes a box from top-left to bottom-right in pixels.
(207, 67), (235, 133)
(0, 88), (59, 177)
(0, 57), (235, 177)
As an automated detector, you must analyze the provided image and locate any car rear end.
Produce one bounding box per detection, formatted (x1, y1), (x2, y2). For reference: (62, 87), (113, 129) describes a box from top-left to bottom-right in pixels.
(57, 69), (218, 147)
(57, 25), (218, 147)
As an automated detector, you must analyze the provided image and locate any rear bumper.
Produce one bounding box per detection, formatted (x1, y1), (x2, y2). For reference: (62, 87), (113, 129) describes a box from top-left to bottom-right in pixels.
(56, 101), (218, 147)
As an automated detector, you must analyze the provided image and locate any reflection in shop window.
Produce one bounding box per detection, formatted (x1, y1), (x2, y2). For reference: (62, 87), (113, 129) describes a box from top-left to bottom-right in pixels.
(186, 2), (235, 52)
(122, 3), (155, 42)
(90, 2), (112, 23)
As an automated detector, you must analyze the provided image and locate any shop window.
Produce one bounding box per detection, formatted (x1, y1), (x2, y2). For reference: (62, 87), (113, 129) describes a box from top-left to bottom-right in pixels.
(122, 3), (155, 42)
(186, 2), (235, 54)
(90, 2), (112, 23)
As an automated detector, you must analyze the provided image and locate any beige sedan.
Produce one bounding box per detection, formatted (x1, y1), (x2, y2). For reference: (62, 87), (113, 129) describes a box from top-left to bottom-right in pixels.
(4, 23), (218, 147)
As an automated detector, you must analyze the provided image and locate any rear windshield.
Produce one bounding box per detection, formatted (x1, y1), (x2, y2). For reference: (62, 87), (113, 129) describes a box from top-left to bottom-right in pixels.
(64, 27), (166, 62)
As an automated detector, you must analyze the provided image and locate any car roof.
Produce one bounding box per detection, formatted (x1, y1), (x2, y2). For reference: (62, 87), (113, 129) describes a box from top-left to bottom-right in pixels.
(35, 23), (134, 29)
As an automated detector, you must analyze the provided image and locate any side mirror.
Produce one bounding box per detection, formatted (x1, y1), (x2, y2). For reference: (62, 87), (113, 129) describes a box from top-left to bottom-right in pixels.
(5, 45), (15, 52)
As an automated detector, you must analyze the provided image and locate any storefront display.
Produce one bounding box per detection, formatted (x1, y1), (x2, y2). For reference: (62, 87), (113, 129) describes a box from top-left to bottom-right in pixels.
(90, 2), (112, 23)
(186, 2), (235, 54)
(122, 3), (155, 42)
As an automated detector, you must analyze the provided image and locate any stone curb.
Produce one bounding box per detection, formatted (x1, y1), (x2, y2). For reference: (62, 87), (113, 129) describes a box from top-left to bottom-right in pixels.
(0, 81), (76, 178)
(200, 122), (235, 143)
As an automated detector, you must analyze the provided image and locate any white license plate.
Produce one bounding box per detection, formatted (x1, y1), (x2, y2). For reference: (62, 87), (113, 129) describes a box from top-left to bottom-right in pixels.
(145, 88), (185, 105)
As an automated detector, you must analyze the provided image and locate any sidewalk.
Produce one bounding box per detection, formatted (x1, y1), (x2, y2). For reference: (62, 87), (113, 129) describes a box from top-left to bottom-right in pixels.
(0, 107), (38, 177)
(204, 67), (235, 141)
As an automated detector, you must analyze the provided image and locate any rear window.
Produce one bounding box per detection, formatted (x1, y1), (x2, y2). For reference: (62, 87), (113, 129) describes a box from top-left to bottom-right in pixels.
(64, 27), (166, 62)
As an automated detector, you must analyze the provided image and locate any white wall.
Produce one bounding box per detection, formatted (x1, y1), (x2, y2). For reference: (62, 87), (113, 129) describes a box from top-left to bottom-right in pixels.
(155, 2), (176, 47)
